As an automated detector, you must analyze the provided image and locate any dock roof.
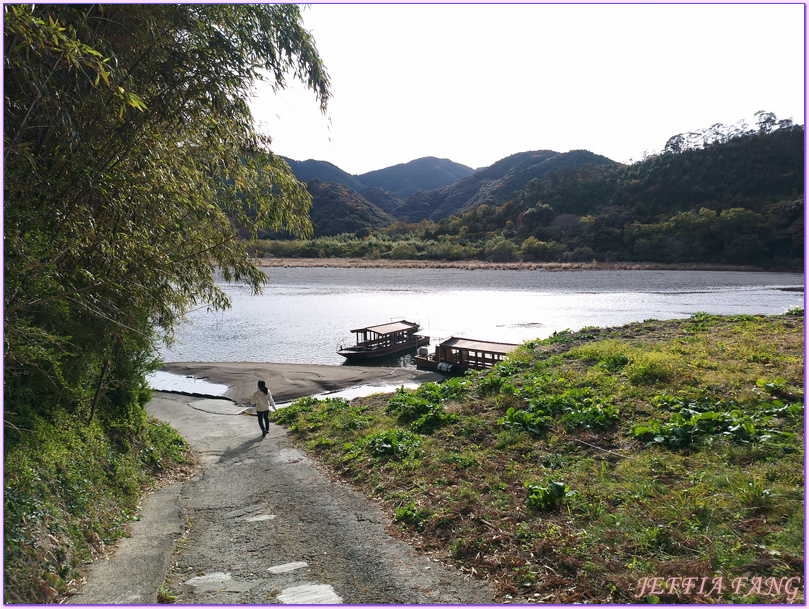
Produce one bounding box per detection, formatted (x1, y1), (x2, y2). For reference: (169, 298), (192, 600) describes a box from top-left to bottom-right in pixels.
(351, 320), (420, 335)
(439, 337), (519, 355)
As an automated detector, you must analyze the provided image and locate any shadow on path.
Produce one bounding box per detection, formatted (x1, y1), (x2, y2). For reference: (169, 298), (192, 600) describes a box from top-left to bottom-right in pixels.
(216, 434), (265, 464)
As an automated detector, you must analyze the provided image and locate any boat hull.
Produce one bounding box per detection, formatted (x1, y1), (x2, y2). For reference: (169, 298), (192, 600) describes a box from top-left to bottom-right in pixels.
(414, 355), (465, 374)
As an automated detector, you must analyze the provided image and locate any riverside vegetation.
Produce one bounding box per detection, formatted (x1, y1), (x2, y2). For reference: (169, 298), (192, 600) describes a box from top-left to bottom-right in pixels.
(270, 311), (804, 604)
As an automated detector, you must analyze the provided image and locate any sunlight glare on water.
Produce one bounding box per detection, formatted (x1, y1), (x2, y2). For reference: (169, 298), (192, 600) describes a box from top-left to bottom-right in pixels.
(158, 268), (803, 367)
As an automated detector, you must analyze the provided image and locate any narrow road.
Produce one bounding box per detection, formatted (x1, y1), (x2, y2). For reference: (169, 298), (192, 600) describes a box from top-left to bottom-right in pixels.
(70, 392), (494, 604)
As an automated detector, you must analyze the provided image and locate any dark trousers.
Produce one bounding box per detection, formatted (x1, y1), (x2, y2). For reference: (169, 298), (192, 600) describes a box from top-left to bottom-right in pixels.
(257, 410), (269, 433)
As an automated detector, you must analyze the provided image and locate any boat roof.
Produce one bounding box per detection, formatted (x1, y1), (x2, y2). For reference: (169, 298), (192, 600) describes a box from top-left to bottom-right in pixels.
(438, 337), (519, 354)
(351, 320), (420, 335)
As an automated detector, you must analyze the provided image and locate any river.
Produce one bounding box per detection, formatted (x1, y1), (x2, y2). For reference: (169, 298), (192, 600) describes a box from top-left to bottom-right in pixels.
(156, 267), (803, 368)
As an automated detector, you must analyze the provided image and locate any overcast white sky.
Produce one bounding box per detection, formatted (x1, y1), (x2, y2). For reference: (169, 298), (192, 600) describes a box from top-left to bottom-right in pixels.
(249, 3), (805, 176)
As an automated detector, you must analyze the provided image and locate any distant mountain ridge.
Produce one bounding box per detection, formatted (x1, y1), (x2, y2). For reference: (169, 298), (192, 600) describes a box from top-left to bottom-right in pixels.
(282, 155), (473, 200)
(392, 149), (617, 222)
(283, 150), (617, 227)
(265, 123), (802, 269)
(358, 157), (474, 199)
(282, 158), (365, 192)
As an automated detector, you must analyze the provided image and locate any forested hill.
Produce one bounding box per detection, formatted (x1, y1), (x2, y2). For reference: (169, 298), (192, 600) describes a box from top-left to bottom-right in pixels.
(282, 158), (366, 192)
(358, 156), (474, 199)
(282, 156), (473, 200)
(420, 123), (804, 268)
(275, 150), (615, 238)
(303, 180), (397, 238)
(392, 149), (616, 222)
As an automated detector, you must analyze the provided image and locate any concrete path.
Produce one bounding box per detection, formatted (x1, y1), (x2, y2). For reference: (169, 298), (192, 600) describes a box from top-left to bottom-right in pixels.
(69, 392), (495, 604)
(66, 483), (184, 604)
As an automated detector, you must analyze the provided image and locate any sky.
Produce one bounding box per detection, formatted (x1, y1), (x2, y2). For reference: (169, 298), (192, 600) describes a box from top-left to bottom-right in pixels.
(249, 3), (805, 176)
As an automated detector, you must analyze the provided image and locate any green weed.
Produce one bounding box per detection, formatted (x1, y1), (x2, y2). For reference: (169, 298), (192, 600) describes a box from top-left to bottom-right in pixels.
(157, 583), (176, 603)
(725, 467), (772, 507)
(387, 384), (457, 433)
(366, 429), (422, 459)
(394, 502), (433, 531)
(525, 479), (574, 511)
(626, 352), (675, 385)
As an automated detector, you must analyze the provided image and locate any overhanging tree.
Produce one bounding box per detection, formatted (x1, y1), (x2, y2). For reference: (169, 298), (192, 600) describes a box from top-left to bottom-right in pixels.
(4, 4), (330, 428)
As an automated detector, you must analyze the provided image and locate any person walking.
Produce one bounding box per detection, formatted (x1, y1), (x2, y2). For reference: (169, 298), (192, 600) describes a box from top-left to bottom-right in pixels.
(251, 379), (277, 437)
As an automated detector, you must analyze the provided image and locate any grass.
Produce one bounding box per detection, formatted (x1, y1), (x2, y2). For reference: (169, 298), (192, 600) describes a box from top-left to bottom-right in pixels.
(3, 413), (197, 603)
(270, 312), (804, 604)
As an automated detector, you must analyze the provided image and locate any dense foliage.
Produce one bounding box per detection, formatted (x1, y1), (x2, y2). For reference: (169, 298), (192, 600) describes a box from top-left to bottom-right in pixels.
(4, 4), (328, 601)
(259, 119), (803, 269)
(4, 413), (194, 603)
(271, 313), (804, 603)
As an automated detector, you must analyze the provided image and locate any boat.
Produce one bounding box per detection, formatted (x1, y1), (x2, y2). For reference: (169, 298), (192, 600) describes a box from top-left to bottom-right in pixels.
(415, 336), (519, 373)
(337, 320), (429, 361)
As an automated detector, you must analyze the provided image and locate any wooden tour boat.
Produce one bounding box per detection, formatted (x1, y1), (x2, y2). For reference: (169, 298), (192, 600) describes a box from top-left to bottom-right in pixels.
(337, 320), (429, 361)
(415, 336), (519, 373)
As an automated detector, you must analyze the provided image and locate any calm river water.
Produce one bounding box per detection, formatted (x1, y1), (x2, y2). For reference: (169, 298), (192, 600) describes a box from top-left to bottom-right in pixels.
(157, 268), (803, 367)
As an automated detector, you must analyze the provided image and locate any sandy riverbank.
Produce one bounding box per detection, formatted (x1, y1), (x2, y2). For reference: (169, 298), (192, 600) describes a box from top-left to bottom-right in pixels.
(252, 257), (768, 272)
(159, 361), (444, 404)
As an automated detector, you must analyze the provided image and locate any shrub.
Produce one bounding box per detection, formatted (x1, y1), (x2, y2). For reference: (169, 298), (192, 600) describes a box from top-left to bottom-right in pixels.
(387, 387), (435, 422)
(483, 236), (518, 262)
(366, 429), (422, 459)
(525, 479), (573, 511)
(389, 243), (419, 259)
(410, 408), (457, 434)
(387, 384), (458, 433)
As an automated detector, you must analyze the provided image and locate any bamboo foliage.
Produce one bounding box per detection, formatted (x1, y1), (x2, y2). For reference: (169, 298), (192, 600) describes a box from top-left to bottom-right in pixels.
(4, 4), (330, 425)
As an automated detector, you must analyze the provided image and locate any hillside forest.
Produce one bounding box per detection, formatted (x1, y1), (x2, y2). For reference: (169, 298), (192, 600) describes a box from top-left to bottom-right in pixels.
(257, 115), (804, 270)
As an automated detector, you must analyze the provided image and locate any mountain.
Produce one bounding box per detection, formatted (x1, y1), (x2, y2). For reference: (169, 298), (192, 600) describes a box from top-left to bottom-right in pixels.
(357, 157), (474, 199)
(434, 125), (804, 267)
(392, 149), (616, 222)
(282, 155), (474, 200)
(282, 158), (365, 192)
(357, 187), (404, 213)
(305, 180), (397, 237)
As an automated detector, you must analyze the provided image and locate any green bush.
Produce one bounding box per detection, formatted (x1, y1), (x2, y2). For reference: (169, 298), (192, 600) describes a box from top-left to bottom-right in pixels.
(389, 243), (419, 259)
(366, 429), (422, 459)
(270, 396), (317, 425)
(386, 384), (458, 434)
(525, 479), (573, 511)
